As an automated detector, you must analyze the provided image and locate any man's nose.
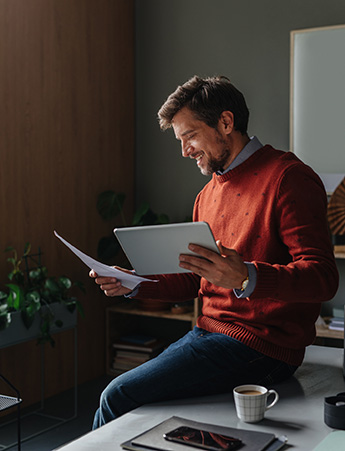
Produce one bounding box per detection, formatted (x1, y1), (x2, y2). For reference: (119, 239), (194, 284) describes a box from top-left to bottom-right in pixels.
(181, 141), (192, 158)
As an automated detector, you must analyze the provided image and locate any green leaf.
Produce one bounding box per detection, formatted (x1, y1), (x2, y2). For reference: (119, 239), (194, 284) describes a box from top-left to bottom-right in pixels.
(21, 310), (35, 329)
(44, 278), (60, 294)
(73, 280), (86, 294)
(25, 292), (41, 318)
(58, 276), (72, 290)
(97, 190), (126, 221)
(0, 291), (8, 302)
(0, 313), (11, 330)
(6, 284), (24, 310)
(132, 202), (150, 225)
(135, 207), (158, 226)
(23, 242), (31, 256)
(0, 303), (8, 314)
(29, 268), (42, 280)
(26, 291), (40, 303)
(40, 318), (50, 334)
(157, 213), (170, 224)
(37, 319), (55, 347)
(76, 300), (85, 317)
(25, 305), (40, 319)
(64, 299), (76, 313)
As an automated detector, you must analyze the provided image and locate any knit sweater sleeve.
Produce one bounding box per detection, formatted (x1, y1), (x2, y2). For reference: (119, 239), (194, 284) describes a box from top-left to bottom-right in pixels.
(133, 272), (201, 303)
(252, 162), (339, 303)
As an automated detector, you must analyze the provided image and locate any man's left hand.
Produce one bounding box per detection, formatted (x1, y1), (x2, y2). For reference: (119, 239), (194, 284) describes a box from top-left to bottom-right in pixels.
(179, 240), (248, 290)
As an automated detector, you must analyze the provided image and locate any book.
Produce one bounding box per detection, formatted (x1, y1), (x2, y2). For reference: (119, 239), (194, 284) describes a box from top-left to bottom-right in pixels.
(113, 337), (166, 353)
(329, 323), (344, 331)
(328, 316), (344, 331)
(113, 359), (150, 372)
(329, 317), (344, 324)
(120, 334), (157, 346)
(112, 337), (166, 373)
(113, 352), (151, 371)
(115, 350), (153, 360)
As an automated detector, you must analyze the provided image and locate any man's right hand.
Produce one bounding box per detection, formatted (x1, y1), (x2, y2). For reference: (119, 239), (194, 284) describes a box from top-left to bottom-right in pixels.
(89, 269), (132, 297)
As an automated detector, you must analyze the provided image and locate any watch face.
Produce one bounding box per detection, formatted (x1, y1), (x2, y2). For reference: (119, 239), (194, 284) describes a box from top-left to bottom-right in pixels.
(241, 277), (249, 291)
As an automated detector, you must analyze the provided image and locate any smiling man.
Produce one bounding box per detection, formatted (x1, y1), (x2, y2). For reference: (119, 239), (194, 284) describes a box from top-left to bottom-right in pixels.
(172, 108), (244, 176)
(91, 75), (339, 429)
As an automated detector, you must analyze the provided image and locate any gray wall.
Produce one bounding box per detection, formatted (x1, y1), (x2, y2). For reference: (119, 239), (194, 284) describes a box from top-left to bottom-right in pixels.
(135, 0), (345, 315)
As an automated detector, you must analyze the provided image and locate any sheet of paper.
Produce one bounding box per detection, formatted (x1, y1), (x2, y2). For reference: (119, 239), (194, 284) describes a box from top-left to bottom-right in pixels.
(54, 231), (156, 290)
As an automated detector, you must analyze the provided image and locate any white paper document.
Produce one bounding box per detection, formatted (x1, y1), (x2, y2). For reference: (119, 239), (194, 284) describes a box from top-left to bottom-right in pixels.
(54, 231), (156, 290)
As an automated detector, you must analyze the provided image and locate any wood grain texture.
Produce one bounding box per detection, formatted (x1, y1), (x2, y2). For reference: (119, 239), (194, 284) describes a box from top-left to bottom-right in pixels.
(0, 0), (134, 408)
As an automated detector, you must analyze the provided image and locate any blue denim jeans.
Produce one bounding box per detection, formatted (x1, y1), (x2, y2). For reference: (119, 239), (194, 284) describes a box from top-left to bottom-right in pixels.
(93, 327), (297, 429)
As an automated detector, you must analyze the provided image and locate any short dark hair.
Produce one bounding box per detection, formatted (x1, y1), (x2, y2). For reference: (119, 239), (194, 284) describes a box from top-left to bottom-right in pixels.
(158, 75), (249, 134)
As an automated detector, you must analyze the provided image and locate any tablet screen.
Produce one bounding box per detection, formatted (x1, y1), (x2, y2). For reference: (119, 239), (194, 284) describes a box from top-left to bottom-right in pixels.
(114, 221), (219, 275)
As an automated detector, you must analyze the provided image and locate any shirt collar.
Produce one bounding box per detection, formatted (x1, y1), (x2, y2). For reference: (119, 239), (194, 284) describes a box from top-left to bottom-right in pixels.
(216, 136), (263, 175)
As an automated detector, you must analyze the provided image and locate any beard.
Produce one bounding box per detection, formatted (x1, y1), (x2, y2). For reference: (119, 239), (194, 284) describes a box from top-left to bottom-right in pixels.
(199, 134), (231, 176)
(200, 149), (230, 175)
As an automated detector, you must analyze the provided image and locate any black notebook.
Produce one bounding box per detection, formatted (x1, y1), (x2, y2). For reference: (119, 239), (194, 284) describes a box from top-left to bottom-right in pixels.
(121, 416), (276, 451)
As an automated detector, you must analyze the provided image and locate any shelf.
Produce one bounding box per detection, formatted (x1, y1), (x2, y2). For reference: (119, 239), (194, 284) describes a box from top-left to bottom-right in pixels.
(0, 395), (22, 413)
(316, 317), (344, 340)
(106, 299), (200, 376)
(334, 245), (345, 259)
(107, 301), (196, 323)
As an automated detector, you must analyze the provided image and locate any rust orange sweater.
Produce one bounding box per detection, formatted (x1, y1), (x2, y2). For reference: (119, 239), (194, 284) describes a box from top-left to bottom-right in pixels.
(135, 146), (339, 366)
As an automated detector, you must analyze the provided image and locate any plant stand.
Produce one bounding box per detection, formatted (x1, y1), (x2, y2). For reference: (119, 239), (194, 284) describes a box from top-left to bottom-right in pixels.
(0, 313), (77, 450)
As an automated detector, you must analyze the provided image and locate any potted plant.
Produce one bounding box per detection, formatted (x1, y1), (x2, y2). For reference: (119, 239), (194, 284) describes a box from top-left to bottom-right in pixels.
(0, 243), (85, 347)
(96, 190), (170, 264)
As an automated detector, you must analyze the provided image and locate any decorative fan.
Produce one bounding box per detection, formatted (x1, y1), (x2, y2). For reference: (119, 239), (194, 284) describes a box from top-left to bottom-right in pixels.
(327, 177), (345, 235)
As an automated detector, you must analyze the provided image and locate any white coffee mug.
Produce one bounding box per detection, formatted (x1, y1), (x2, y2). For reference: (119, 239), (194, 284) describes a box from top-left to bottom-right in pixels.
(233, 384), (279, 423)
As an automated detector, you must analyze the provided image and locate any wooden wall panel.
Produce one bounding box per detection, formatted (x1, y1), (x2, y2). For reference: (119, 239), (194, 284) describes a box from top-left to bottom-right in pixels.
(0, 0), (134, 408)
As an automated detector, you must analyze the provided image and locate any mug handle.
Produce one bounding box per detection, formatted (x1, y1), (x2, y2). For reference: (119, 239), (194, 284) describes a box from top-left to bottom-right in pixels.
(266, 389), (279, 410)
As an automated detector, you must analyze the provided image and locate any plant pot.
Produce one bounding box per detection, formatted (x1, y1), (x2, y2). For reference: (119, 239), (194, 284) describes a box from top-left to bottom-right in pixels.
(0, 303), (77, 349)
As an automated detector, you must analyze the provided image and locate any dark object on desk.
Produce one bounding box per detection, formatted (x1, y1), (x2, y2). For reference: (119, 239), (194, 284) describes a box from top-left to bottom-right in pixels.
(121, 416), (276, 451)
(163, 425), (242, 450)
(324, 393), (345, 430)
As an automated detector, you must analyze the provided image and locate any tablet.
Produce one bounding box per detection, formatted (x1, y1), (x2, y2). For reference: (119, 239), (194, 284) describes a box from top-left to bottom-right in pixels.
(114, 221), (219, 275)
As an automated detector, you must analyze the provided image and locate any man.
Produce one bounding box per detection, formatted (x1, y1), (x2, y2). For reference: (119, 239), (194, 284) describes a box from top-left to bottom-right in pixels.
(91, 75), (339, 429)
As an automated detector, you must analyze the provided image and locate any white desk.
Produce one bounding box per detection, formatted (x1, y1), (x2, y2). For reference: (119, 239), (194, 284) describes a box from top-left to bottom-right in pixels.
(56, 346), (345, 450)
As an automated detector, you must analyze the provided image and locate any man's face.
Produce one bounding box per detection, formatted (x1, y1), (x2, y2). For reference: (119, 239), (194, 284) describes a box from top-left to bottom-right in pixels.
(172, 107), (232, 176)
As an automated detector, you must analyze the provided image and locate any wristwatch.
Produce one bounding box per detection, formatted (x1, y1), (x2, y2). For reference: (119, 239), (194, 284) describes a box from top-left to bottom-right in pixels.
(240, 276), (249, 292)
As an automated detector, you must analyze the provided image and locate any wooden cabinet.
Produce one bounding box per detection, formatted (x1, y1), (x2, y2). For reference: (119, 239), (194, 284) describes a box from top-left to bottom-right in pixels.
(105, 299), (200, 376)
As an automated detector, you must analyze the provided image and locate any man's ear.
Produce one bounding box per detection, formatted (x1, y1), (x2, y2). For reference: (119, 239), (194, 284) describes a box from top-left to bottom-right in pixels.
(219, 111), (234, 135)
